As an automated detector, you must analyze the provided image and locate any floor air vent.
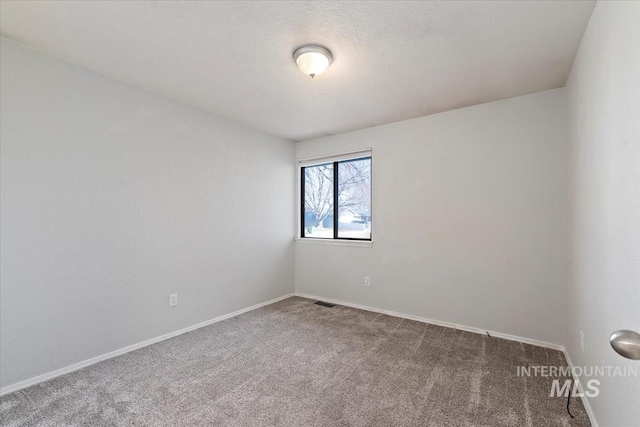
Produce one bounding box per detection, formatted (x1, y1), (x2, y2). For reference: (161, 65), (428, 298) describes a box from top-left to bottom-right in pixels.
(314, 301), (336, 308)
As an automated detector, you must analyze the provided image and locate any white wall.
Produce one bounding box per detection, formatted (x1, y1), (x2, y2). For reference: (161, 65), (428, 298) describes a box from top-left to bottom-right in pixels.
(296, 89), (567, 345)
(565, 2), (640, 425)
(0, 39), (295, 389)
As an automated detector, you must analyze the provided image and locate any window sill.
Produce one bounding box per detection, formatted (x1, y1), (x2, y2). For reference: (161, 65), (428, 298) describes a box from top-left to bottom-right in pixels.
(295, 238), (373, 248)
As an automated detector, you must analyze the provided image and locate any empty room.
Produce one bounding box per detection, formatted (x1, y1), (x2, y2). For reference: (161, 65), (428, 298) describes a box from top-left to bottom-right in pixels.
(1, 1), (638, 426)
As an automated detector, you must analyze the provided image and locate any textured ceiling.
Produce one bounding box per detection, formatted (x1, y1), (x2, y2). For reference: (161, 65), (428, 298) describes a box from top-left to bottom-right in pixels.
(0, 1), (595, 141)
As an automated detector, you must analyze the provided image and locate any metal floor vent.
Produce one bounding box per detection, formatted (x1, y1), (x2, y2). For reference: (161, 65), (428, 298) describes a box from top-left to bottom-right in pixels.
(314, 301), (336, 308)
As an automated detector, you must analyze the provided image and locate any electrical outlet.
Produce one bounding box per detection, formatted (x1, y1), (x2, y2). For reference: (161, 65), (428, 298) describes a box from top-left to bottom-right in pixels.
(169, 294), (178, 307)
(364, 276), (371, 287)
(580, 331), (584, 352)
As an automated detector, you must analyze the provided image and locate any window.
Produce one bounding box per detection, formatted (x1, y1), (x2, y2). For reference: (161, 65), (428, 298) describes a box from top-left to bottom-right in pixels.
(301, 152), (371, 240)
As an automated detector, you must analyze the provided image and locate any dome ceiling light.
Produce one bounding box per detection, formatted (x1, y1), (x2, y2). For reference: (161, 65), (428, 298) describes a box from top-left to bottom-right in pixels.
(293, 45), (332, 78)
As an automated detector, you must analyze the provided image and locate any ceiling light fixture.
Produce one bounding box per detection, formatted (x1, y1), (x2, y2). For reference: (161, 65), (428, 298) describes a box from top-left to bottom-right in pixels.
(293, 45), (332, 78)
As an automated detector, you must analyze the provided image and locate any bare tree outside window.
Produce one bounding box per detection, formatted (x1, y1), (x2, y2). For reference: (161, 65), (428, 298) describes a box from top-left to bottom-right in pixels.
(303, 163), (334, 237)
(302, 157), (371, 240)
(338, 158), (371, 239)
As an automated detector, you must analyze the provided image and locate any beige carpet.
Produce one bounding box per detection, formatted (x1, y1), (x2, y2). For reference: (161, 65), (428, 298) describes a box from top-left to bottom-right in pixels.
(1, 296), (589, 426)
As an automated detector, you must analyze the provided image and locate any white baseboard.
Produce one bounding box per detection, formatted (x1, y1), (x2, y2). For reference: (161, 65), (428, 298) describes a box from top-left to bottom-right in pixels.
(295, 292), (565, 351)
(562, 349), (599, 427)
(0, 293), (295, 397)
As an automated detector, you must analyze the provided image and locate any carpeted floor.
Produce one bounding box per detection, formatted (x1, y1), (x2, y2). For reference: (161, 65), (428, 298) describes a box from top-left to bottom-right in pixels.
(1, 296), (589, 426)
